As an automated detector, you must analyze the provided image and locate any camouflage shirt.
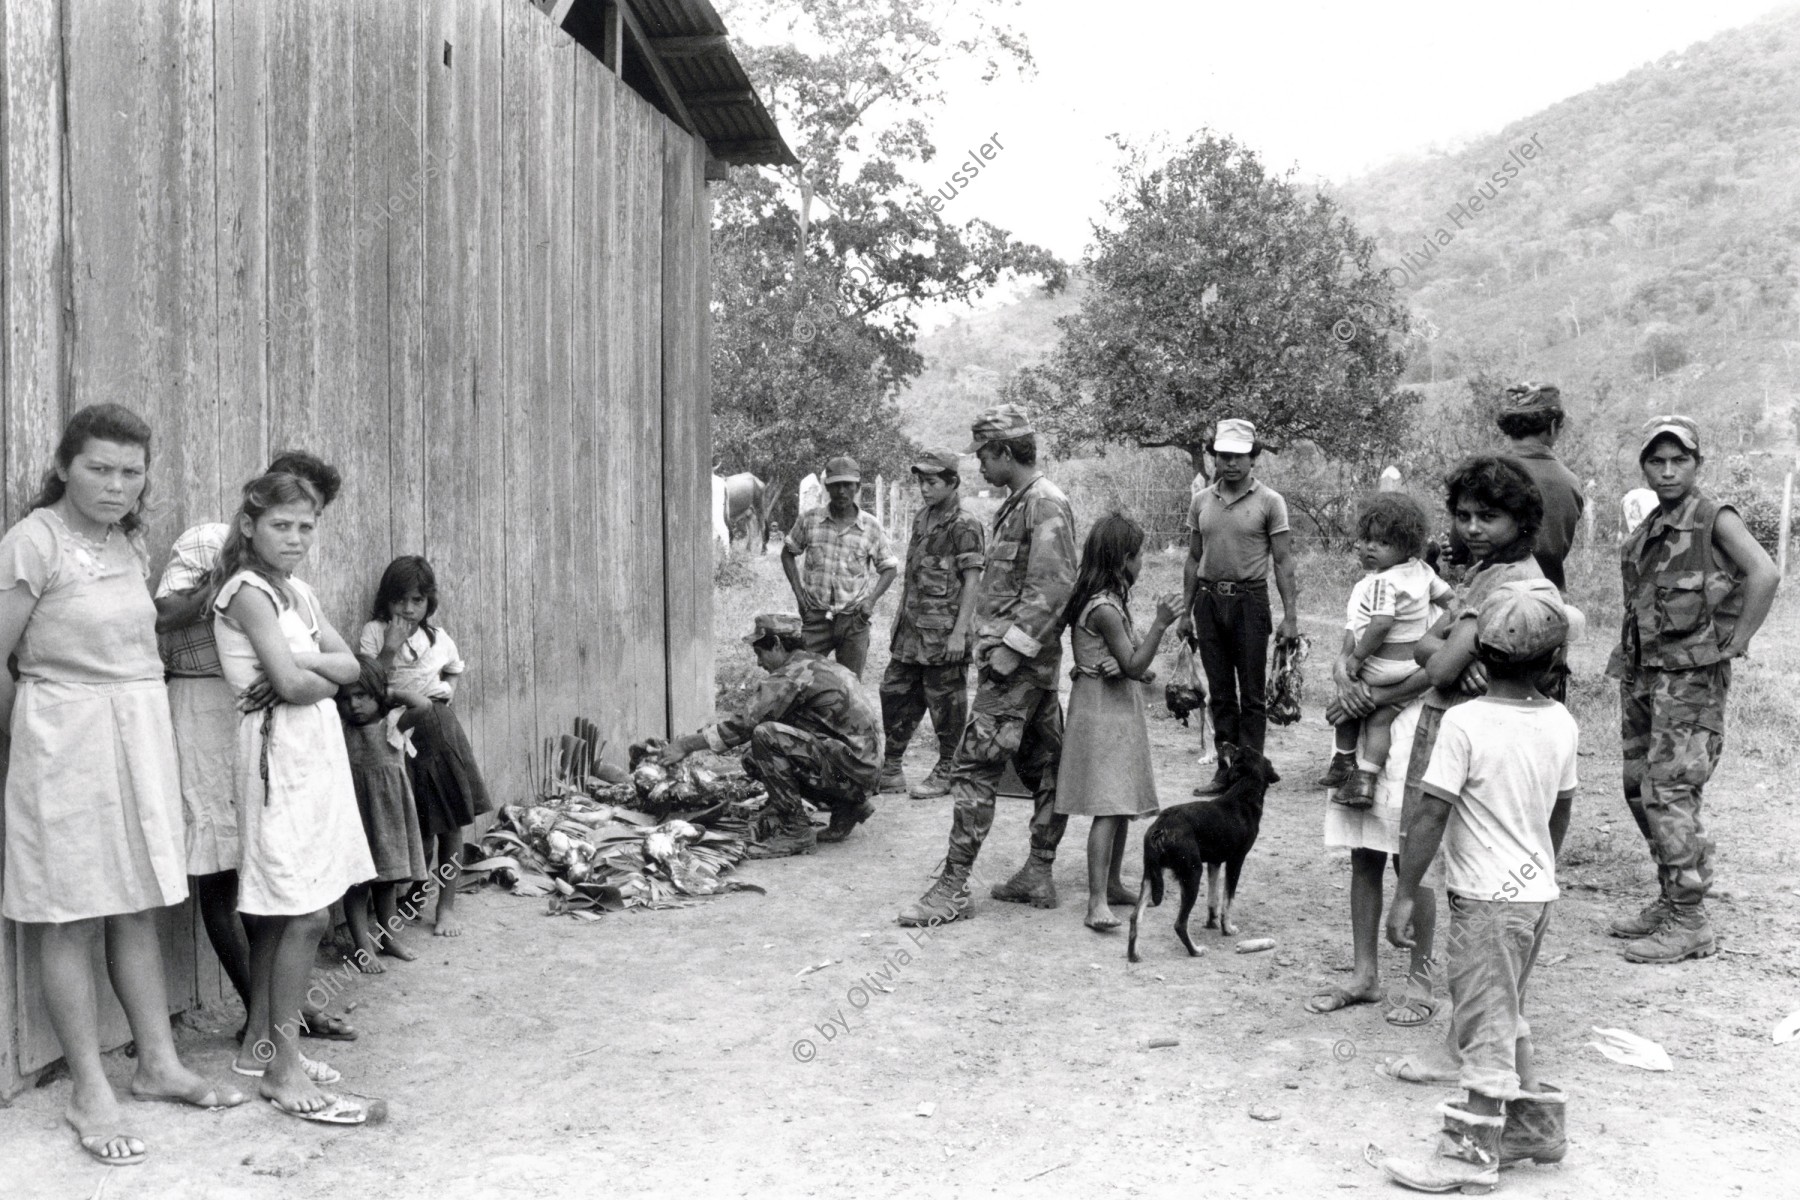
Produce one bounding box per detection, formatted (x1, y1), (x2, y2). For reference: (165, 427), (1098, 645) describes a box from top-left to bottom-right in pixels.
(703, 650), (881, 775)
(890, 498), (986, 664)
(1606, 490), (1745, 677)
(974, 475), (1078, 689)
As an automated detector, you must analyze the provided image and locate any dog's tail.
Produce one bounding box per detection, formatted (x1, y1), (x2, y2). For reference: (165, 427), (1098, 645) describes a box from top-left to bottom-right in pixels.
(1127, 876), (1154, 963)
(1143, 831), (1168, 908)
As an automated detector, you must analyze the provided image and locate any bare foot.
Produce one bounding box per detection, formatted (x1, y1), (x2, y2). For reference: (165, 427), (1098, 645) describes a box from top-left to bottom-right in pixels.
(1084, 902), (1120, 931)
(352, 951), (386, 975)
(1305, 980), (1381, 1014)
(433, 912), (463, 937)
(379, 937), (417, 961)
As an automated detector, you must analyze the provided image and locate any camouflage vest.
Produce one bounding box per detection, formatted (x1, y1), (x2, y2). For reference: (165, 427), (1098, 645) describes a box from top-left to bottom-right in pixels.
(1612, 492), (1744, 672)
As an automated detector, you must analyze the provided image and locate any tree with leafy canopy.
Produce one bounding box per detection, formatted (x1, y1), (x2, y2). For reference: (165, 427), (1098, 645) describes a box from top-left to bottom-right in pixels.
(1009, 132), (1416, 478)
(711, 0), (1065, 521)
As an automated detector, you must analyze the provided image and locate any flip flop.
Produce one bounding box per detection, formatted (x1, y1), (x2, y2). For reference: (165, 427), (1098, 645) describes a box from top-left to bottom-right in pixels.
(1374, 1054), (1460, 1084)
(267, 1094), (367, 1125)
(299, 1012), (358, 1042)
(232, 1055), (342, 1085)
(129, 1081), (247, 1110)
(65, 1116), (146, 1167)
(1305, 986), (1378, 1014)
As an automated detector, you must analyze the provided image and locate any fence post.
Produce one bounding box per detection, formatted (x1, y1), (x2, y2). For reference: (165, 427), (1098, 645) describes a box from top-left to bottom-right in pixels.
(1779, 471), (1794, 576)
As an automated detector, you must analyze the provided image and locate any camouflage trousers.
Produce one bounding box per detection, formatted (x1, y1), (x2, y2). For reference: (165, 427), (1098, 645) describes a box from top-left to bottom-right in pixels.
(878, 658), (971, 766)
(1619, 662), (1729, 905)
(944, 670), (1067, 869)
(743, 722), (875, 823)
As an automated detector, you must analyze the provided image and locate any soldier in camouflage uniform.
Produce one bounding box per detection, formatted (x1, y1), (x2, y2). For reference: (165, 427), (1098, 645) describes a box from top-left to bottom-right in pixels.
(1605, 417), (1779, 962)
(878, 447), (986, 798)
(899, 405), (1079, 926)
(661, 614), (883, 858)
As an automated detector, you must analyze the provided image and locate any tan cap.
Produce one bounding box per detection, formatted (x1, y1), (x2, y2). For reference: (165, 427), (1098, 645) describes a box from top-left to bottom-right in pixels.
(1213, 417), (1256, 455)
(822, 455), (861, 485)
(911, 447), (962, 476)
(1637, 415), (1701, 461)
(744, 613), (803, 644)
(1475, 580), (1569, 661)
(966, 403), (1035, 452)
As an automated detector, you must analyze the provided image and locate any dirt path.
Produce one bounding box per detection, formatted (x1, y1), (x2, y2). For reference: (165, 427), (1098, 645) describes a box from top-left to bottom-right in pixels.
(4, 560), (1798, 1198)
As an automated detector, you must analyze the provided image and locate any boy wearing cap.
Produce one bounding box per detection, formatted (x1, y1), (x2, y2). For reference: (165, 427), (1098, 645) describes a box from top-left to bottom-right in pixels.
(1379, 580), (1578, 1193)
(782, 456), (899, 679)
(878, 448), (985, 797)
(661, 613), (883, 854)
(1175, 418), (1299, 792)
(899, 404), (1078, 924)
(1604, 416), (1778, 964)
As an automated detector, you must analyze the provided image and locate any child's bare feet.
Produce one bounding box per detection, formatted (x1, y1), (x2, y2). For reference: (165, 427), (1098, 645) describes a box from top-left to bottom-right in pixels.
(1084, 901), (1120, 931)
(352, 952), (385, 975)
(379, 936), (416, 961)
(433, 912), (462, 937)
(1106, 880), (1137, 906)
(1305, 979), (1381, 1014)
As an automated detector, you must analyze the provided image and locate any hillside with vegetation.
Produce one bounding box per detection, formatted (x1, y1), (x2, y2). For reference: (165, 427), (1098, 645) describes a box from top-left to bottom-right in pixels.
(897, 5), (1800, 536)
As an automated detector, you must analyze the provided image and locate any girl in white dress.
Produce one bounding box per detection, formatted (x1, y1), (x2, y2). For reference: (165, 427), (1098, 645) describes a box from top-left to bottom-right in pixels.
(212, 471), (374, 1124)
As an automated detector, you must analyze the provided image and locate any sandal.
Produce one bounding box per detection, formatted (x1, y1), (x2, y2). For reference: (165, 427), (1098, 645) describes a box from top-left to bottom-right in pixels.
(267, 1094), (367, 1125)
(1304, 985), (1378, 1014)
(66, 1116), (146, 1167)
(233, 1055), (342, 1085)
(1385, 983), (1439, 1028)
(1374, 1053), (1460, 1084)
(299, 1011), (358, 1041)
(129, 1080), (248, 1109)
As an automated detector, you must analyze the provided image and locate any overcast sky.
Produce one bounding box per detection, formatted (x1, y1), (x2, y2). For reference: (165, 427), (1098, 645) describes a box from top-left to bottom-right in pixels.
(920, 0), (1791, 263)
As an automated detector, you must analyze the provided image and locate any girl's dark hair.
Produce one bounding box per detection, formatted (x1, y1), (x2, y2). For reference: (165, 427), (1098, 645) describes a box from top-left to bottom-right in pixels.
(1444, 456), (1543, 541)
(373, 555), (440, 643)
(265, 449), (342, 509)
(214, 472), (322, 607)
(1063, 513), (1145, 627)
(29, 404), (155, 534)
(335, 654), (391, 725)
(1355, 493), (1431, 559)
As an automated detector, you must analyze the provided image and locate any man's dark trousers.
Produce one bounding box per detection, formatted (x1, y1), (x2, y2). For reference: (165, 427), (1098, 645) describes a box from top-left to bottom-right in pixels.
(1193, 579), (1272, 754)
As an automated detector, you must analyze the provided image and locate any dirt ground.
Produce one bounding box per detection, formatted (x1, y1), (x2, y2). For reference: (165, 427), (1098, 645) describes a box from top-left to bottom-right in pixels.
(4, 549), (1799, 1199)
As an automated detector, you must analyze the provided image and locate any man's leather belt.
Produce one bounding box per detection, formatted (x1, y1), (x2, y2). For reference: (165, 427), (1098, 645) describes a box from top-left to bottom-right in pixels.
(1197, 578), (1266, 596)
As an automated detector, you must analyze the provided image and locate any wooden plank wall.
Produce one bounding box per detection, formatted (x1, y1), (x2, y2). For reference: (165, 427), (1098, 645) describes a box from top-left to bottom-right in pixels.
(0, 0), (716, 1093)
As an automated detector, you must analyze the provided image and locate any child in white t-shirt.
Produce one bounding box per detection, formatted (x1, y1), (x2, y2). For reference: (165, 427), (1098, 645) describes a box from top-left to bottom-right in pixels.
(1377, 579), (1577, 1192)
(1325, 494), (1453, 808)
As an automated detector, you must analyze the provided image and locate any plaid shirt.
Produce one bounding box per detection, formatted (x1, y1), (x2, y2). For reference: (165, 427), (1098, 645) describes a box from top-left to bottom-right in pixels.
(155, 522), (229, 677)
(783, 504), (898, 611)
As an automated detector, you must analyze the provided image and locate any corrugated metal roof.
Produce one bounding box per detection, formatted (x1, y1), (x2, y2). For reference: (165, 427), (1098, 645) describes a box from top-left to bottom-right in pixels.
(560, 0), (794, 167)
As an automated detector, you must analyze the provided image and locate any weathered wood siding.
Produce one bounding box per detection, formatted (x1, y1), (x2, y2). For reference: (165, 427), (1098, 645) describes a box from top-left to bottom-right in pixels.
(0, 0), (714, 1093)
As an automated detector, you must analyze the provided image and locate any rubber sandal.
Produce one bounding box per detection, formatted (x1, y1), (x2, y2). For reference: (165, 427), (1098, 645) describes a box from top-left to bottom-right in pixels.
(1374, 1054), (1460, 1084)
(129, 1081), (247, 1109)
(1304, 986), (1378, 1015)
(66, 1117), (145, 1167)
(268, 1094), (367, 1125)
(1384, 986), (1439, 1028)
(299, 1012), (358, 1041)
(232, 1055), (341, 1085)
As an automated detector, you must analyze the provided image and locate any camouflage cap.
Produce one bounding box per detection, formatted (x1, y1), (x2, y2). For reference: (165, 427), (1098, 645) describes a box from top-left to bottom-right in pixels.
(911, 447), (962, 476)
(1475, 579), (1569, 662)
(744, 612), (804, 645)
(822, 455), (862, 485)
(966, 403), (1035, 452)
(1638, 415), (1701, 461)
(1212, 417), (1256, 454)
(1503, 381), (1563, 413)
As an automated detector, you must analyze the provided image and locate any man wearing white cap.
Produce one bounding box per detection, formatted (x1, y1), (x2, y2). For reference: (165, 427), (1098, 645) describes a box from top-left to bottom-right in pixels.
(1175, 418), (1299, 793)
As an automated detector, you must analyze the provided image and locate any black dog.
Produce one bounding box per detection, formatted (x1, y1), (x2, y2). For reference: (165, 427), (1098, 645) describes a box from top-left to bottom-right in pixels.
(1127, 745), (1280, 963)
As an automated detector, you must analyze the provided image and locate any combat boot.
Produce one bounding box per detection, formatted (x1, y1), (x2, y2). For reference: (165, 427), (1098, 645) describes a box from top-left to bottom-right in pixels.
(909, 759), (954, 798)
(991, 851), (1058, 909)
(878, 759), (907, 794)
(1499, 1084), (1567, 1167)
(745, 809), (818, 859)
(1379, 1101), (1504, 1194)
(1623, 901), (1717, 963)
(897, 861), (972, 926)
(1315, 750), (1356, 789)
(817, 799), (876, 844)
(1608, 894), (1673, 939)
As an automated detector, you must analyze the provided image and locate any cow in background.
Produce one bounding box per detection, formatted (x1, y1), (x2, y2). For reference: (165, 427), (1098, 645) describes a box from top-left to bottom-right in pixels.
(711, 474), (731, 552)
(721, 471), (775, 553)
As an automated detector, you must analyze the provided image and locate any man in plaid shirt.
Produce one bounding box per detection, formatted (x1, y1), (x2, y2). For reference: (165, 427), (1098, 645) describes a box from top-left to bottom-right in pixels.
(781, 455), (898, 680)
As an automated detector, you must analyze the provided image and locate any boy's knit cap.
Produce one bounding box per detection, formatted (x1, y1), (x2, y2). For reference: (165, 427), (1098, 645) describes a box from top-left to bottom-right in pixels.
(1475, 579), (1569, 661)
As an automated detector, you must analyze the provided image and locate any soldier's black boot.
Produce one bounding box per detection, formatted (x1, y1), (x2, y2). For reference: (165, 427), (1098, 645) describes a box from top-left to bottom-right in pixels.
(991, 850), (1057, 909)
(817, 799), (875, 844)
(746, 808), (818, 859)
(898, 861), (973, 926)
(877, 758), (908, 794)
(1623, 900), (1717, 963)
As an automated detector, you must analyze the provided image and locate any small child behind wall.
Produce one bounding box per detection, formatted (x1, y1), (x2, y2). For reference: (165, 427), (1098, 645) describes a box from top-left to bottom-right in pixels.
(1377, 580), (1577, 1193)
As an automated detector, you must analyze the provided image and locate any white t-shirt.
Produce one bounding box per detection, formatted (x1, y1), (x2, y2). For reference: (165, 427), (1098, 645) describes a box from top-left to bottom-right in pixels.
(1345, 559), (1454, 643)
(1421, 695), (1578, 903)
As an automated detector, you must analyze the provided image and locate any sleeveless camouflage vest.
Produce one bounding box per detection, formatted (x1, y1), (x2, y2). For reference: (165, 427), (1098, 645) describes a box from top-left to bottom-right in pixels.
(1610, 492), (1744, 673)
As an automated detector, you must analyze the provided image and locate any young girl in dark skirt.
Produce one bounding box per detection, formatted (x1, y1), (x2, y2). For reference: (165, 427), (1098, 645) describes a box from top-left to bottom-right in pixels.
(358, 556), (491, 937)
(336, 654), (428, 970)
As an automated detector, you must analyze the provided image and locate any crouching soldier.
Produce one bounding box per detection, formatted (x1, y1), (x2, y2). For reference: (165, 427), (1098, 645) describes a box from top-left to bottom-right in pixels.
(1606, 416), (1778, 962)
(878, 447), (985, 798)
(661, 614), (882, 857)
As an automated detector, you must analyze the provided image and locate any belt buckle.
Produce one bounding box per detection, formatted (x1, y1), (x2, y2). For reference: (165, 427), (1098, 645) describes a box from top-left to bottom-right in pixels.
(1212, 579), (1239, 596)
